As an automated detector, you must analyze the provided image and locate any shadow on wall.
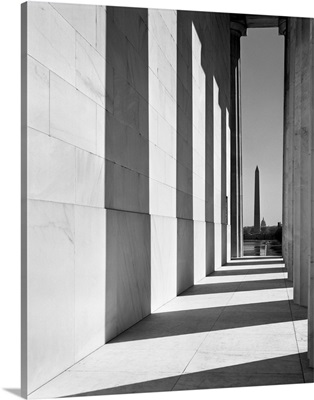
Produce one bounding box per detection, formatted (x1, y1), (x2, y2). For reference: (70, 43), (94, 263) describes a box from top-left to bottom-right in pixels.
(105, 6), (151, 343)
(176, 11), (194, 294)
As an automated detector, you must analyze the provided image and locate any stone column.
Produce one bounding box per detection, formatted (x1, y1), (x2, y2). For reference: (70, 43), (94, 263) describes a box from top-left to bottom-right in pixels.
(230, 18), (246, 258)
(299, 18), (311, 307)
(292, 19), (302, 305)
(287, 19), (296, 282)
(280, 18), (289, 266)
(308, 18), (314, 368)
(292, 18), (311, 307)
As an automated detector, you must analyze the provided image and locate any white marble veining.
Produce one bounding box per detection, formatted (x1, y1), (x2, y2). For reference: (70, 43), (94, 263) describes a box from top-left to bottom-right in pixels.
(27, 199), (75, 394)
(206, 222), (215, 275)
(151, 216), (177, 311)
(106, 210), (151, 342)
(194, 221), (206, 283)
(213, 77), (222, 224)
(96, 6), (106, 59)
(148, 10), (177, 69)
(75, 33), (105, 107)
(149, 144), (175, 188)
(27, 128), (76, 204)
(177, 218), (194, 294)
(214, 223), (222, 270)
(74, 206), (106, 362)
(75, 149), (104, 208)
(96, 105), (105, 158)
(157, 113), (176, 158)
(149, 178), (176, 218)
(50, 72), (97, 154)
(51, 2), (97, 48)
(27, 56), (49, 134)
(106, 113), (149, 176)
(28, 2), (76, 85)
(105, 161), (149, 214)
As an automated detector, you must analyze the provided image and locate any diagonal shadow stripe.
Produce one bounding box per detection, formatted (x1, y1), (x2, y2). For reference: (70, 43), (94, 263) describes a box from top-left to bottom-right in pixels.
(63, 353), (313, 397)
(180, 279), (291, 295)
(109, 300), (304, 343)
(212, 267), (286, 276)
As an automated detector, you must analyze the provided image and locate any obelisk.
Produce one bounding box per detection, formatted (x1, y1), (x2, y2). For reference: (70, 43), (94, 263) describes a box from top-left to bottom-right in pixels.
(254, 166), (260, 233)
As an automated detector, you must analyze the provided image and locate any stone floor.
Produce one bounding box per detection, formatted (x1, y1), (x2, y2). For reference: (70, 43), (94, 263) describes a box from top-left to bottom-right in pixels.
(29, 257), (314, 398)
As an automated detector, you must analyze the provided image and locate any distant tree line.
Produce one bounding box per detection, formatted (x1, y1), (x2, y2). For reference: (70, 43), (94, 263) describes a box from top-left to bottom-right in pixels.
(243, 225), (282, 242)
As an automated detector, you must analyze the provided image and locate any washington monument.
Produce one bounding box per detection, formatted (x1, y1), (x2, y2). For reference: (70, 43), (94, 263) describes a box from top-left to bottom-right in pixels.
(254, 166), (260, 232)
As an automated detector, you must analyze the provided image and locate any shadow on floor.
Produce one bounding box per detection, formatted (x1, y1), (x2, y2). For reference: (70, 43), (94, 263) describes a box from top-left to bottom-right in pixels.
(226, 260), (284, 266)
(64, 353), (313, 397)
(180, 278), (291, 296)
(213, 267), (286, 276)
(3, 389), (22, 398)
(109, 299), (305, 343)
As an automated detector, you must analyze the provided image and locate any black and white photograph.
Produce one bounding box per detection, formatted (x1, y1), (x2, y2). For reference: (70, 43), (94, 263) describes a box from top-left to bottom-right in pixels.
(2, 1), (314, 400)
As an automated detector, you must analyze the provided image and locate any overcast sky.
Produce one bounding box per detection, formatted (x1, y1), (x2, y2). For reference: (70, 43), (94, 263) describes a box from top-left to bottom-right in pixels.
(241, 27), (284, 227)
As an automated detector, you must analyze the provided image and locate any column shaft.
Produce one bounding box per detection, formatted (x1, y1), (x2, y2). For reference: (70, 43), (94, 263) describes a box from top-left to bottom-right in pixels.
(230, 22), (245, 258)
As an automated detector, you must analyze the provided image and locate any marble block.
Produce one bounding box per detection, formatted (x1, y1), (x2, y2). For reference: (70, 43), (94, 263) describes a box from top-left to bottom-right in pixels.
(149, 179), (176, 218)
(159, 9), (177, 41)
(106, 113), (149, 176)
(96, 105), (105, 158)
(177, 218), (194, 294)
(177, 190), (193, 220)
(113, 74), (141, 132)
(50, 73), (97, 154)
(177, 163), (193, 195)
(27, 200), (75, 394)
(150, 144), (176, 188)
(157, 114), (176, 159)
(96, 6), (106, 59)
(105, 62), (114, 114)
(206, 222), (215, 275)
(112, 7), (147, 52)
(127, 42), (148, 99)
(74, 206), (106, 362)
(75, 149), (104, 208)
(51, 2), (97, 48)
(151, 216), (177, 311)
(194, 221), (206, 283)
(105, 160), (149, 214)
(28, 2), (75, 86)
(27, 56), (49, 135)
(148, 10), (176, 69)
(106, 210), (151, 342)
(214, 223), (222, 270)
(106, 16), (128, 79)
(148, 104), (158, 146)
(27, 128), (75, 204)
(193, 196), (206, 223)
(75, 33), (105, 107)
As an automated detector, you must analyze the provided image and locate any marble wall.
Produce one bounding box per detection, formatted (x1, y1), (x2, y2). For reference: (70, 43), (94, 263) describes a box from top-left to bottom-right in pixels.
(23, 3), (233, 395)
(24, 2), (107, 394)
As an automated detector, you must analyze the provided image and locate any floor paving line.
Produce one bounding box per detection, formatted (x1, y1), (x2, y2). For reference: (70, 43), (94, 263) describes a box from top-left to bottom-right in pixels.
(179, 261), (250, 377)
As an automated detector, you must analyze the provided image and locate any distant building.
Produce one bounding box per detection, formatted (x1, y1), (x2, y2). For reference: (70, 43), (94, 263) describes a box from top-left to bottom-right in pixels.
(254, 166), (260, 233)
(261, 217), (266, 233)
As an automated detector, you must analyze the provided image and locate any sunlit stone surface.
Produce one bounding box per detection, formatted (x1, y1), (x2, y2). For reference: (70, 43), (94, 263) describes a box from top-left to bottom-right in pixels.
(29, 259), (312, 398)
